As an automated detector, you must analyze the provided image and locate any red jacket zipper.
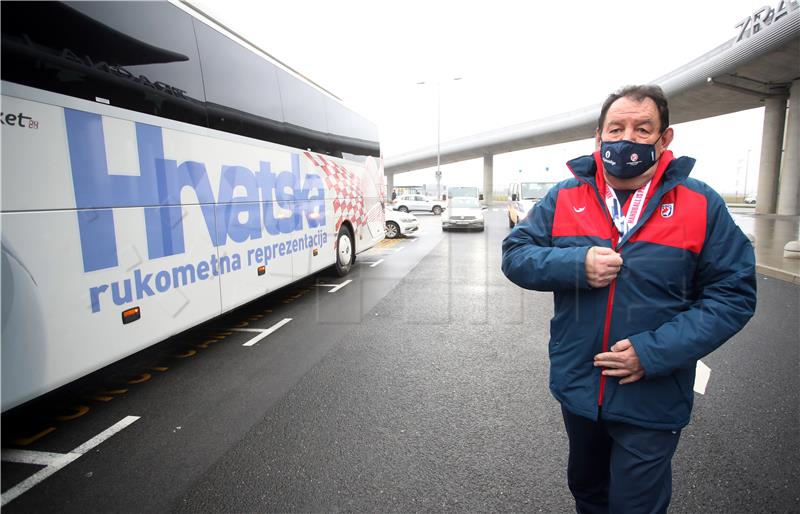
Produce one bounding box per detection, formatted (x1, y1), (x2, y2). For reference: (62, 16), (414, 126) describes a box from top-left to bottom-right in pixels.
(598, 225), (620, 407)
(565, 156), (623, 408)
(598, 279), (617, 406)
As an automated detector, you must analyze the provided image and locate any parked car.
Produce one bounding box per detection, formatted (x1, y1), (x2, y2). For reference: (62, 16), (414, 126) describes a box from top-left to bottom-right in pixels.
(447, 186), (483, 201)
(393, 194), (444, 215)
(744, 195), (757, 205)
(507, 181), (557, 228)
(384, 208), (419, 239)
(441, 196), (486, 231)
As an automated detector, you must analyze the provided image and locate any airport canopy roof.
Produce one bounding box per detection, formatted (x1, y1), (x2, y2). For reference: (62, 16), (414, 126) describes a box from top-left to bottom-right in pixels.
(385, 6), (800, 174)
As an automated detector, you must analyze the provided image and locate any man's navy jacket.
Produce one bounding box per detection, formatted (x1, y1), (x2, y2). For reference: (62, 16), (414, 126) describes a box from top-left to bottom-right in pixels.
(501, 150), (757, 430)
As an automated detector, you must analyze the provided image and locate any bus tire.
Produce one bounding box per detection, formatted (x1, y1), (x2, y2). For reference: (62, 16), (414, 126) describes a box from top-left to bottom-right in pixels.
(335, 225), (354, 276)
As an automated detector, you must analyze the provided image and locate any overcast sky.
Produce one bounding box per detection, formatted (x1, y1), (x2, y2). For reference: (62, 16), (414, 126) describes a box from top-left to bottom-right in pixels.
(191, 0), (770, 195)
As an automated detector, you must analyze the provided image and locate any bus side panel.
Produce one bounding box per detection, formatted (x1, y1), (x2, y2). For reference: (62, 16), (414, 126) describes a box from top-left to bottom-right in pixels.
(0, 94), (381, 410)
(301, 153), (385, 256)
(0, 96), (76, 212)
(215, 201), (295, 313)
(355, 156), (386, 252)
(185, 136), (330, 313)
(0, 205), (223, 411)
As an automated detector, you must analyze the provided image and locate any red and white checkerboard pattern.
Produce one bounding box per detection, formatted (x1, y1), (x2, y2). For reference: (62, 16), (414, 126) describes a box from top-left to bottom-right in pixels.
(304, 152), (366, 233)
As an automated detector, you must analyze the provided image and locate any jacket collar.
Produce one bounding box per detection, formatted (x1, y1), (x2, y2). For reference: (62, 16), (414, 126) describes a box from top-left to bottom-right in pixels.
(566, 150), (696, 193)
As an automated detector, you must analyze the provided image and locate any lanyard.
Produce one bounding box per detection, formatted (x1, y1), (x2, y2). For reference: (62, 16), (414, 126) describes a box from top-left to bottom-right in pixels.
(604, 180), (651, 237)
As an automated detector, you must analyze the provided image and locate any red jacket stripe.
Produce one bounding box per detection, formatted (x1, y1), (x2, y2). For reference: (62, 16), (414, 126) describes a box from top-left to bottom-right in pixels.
(552, 185), (611, 239)
(628, 185), (707, 254)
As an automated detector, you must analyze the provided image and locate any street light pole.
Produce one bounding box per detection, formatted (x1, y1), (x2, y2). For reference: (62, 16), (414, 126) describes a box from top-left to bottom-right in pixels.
(436, 81), (442, 200)
(418, 77), (461, 200)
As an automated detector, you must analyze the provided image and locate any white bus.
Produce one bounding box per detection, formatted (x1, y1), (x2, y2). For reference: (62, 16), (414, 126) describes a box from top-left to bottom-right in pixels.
(1, 1), (385, 411)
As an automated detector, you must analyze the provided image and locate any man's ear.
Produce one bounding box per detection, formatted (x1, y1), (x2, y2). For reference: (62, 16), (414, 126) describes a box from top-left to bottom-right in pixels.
(660, 127), (674, 150)
(595, 128), (602, 151)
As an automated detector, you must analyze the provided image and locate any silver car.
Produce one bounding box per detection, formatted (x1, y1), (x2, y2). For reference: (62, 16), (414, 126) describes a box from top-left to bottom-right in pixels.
(442, 197), (486, 231)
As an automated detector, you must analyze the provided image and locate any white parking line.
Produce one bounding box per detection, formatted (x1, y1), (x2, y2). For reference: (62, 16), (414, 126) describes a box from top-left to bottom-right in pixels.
(239, 318), (293, 347)
(370, 259), (384, 268)
(327, 279), (352, 293)
(1, 450), (67, 466)
(1, 416), (140, 506)
(394, 247), (405, 253)
(314, 279), (352, 292)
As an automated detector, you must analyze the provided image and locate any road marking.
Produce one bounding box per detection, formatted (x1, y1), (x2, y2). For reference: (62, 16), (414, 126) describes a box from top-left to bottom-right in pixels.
(54, 405), (90, 421)
(314, 280), (352, 293)
(126, 373), (151, 384)
(370, 259), (384, 268)
(230, 327), (267, 333)
(1, 416), (139, 506)
(1, 449), (67, 466)
(327, 279), (352, 293)
(394, 247), (405, 253)
(240, 318), (292, 347)
(13, 428), (56, 447)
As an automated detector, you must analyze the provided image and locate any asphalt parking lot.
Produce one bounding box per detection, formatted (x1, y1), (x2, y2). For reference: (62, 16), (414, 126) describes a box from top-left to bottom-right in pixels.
(2, 209), (798, 513)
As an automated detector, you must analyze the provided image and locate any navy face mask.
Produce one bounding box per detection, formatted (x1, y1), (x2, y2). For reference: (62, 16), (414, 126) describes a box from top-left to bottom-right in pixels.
(600, 138), (661, 179)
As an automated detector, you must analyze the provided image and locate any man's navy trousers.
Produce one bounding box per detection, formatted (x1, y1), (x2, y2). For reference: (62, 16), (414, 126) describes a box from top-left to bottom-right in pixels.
(561, 406), (682, 514)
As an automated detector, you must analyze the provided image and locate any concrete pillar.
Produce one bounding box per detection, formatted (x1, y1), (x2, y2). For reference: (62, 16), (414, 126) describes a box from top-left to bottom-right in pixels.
(386, 173), (394, 201)
(755, 96), (787, 214)
(483, 154), (494, 204)
(777, 80), (800, 215)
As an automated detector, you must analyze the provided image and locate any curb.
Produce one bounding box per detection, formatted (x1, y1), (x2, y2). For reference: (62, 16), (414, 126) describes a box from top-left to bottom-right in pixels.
(756, 264), (800, 285)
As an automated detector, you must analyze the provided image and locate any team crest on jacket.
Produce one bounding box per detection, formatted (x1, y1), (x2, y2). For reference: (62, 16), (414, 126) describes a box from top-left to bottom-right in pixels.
(660, 203), (674, 218)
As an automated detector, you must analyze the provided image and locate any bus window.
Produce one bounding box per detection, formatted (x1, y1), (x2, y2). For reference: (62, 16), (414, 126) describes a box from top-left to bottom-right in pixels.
(1, 2), (207, 126)
(193, 19), (287, 144)
(279, 71), (327, 134)
(325, 97), (380, 159)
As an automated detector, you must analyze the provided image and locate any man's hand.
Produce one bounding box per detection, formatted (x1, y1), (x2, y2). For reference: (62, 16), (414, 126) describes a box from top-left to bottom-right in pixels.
(585, 246), (623, 288)
(594, 339), (644, 385)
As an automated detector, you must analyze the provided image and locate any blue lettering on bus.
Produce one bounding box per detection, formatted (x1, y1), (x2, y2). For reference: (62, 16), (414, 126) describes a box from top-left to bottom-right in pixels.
(64, 110), (326, 273)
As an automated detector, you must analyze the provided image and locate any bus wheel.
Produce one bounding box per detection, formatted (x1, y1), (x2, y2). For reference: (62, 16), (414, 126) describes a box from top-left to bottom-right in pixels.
(335, 226), (354, 276)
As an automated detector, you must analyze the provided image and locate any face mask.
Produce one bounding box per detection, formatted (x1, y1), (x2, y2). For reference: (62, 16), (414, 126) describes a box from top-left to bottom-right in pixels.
(600, 138), (661, 179)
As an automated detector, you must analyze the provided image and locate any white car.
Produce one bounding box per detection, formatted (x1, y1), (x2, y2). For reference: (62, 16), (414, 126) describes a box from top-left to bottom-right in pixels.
(384, 208), (420, 239)
(392, 194), (444, 215)
(442, 197), (486, 231)
(507, 181), (557, 228)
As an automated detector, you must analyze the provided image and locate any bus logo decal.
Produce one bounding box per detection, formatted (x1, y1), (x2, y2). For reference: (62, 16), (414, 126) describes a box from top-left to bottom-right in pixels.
(65, 109), (326, 273)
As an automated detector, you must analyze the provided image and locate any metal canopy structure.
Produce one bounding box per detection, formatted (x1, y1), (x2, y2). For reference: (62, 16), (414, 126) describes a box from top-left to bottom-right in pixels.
(385, 7), (800, 175)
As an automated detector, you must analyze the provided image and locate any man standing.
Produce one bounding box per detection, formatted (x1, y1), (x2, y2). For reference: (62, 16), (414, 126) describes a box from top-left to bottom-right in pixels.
(501, 85), (756, 513)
